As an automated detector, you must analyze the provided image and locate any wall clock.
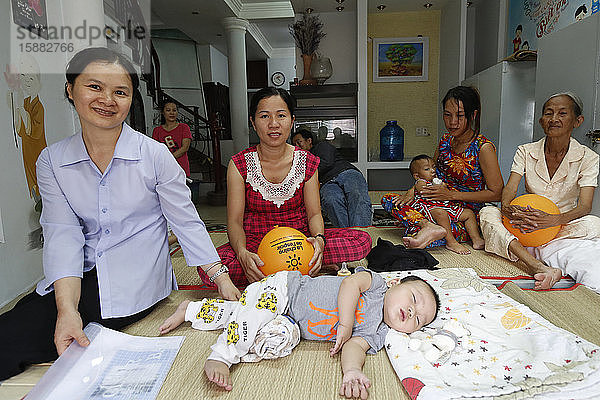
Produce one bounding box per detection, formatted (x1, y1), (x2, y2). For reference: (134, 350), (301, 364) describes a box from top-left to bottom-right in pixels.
(271, 71), (285, 87)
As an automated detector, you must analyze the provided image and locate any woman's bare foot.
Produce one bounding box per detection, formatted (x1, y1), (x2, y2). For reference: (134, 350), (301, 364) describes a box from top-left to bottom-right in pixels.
(402, 221), (446, 249)
(205, 359), (233, 391)
(471, 237), (485, 250)
(445, 241), (471, 255)
(533, 265), (562, 290)
(159, 300), (190, 335)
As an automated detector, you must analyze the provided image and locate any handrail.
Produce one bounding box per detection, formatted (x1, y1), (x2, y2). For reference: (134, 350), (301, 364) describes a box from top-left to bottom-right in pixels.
(160, 92), (209, 126)
(150, 44), (210, 126)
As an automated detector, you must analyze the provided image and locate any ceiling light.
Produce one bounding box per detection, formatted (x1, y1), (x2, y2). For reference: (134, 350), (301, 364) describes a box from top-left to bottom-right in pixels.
(336, 0), (345, 3)
(336, 6), (344, 11)
(466, 1), (473, 6)
(305, 7), (314, 13)
(423, 3), (433, 8)
(377, 4), (386, 11)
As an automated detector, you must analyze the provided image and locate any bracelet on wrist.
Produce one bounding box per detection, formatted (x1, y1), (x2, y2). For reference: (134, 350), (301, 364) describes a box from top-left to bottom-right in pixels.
(209, 264), (229, 283)
(205, 262), (222, 274)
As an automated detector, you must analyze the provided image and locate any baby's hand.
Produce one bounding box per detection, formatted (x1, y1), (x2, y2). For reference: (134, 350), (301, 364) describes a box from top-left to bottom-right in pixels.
(330, 323), (352, 356)
(339, 368), (371, 399)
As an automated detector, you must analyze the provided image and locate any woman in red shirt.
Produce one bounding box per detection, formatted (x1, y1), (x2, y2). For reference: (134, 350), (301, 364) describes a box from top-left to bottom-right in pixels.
(152, 101), (192, 177)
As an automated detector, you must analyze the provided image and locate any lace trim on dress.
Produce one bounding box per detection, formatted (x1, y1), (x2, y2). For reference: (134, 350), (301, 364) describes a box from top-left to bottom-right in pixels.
(245, 150), (307, 208)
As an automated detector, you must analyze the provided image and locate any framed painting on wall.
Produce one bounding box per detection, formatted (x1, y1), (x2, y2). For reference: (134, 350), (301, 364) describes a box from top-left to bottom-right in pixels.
(373, 37), (429, 82)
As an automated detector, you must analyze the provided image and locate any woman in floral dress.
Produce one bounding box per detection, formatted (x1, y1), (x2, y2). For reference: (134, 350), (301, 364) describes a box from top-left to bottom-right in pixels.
(198, 87), (372, 287)
(382, 86), (504, 249)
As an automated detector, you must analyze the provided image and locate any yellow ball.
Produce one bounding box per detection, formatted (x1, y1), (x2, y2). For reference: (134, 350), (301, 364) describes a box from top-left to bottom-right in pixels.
(502, 194), (561, 247)
(257, 226), (315, 276)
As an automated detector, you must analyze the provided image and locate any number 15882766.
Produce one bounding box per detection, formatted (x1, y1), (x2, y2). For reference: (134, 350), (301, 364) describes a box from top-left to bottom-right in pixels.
(19, 42), (74, 53)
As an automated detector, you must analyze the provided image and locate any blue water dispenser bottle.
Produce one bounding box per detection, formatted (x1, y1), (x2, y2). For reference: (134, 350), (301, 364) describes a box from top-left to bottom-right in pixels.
(379, 120), (404, 161)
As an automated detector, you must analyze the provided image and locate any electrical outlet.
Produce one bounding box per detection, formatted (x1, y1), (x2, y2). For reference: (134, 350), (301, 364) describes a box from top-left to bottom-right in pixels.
(416, 127), (430, 136)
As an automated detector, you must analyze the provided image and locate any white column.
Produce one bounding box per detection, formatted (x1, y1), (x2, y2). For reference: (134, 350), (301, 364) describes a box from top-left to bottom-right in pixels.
(223, 17), (250, 153)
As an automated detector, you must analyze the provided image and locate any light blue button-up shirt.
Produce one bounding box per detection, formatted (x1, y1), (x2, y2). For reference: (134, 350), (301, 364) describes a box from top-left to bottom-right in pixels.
(35, 123), (219, 318)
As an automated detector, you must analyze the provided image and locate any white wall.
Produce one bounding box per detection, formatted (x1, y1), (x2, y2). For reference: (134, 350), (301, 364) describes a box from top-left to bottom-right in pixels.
(209, 45), (229, 86)
(438, 0), (464, 138)
(465, 4), (477, 78)
(0, 1), (85, 308)
(197, 44), (230, 86)
(295, 12), (358, 84)
(268, 47), (296, 89)
(472, 0), (501, 75)
(152, 38), (207, 124)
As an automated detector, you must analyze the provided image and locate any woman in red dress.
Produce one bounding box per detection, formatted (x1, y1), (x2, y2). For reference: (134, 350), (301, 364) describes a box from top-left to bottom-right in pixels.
(152, 101), (192, 177)
(198, 87), (372, 287)
(381, 86), (504, 249)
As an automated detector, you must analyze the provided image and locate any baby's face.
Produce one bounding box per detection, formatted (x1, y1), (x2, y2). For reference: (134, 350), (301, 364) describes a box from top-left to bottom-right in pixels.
(383, 279), (437, 334)
(415, 159), (436, 182)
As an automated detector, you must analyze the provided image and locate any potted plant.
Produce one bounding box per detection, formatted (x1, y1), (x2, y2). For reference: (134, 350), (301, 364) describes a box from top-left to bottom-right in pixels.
(289, 13), (326, 85)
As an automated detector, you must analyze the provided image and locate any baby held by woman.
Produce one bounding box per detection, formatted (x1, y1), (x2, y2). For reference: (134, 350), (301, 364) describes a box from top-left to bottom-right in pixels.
(159, 268), (439, 399)
(405, 155), (485, 254)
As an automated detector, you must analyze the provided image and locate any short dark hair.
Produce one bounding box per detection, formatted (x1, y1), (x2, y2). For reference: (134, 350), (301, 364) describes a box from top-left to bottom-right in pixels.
(65, 47), (139, 106)
(293, 128), (314, 142)
(249, 87), (296, 121)
(409, 154), (432, 175)
(400, 275), (440, 323)
(516, 24), (523, 32)
(442, 85), (481, 135)
(576, 5), (587, 17)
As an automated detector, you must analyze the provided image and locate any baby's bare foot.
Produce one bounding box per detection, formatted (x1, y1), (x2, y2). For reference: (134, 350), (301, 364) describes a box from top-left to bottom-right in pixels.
(445, 241), (471, 255)
(204, 359), (233, 391)
(471, 237), (485, 250)
(159, 300), (190, 335)
(533, 266), (562, 290)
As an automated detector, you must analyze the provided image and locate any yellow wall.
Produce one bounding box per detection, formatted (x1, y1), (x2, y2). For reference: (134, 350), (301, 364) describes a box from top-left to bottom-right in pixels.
(367, 11), (440, 160)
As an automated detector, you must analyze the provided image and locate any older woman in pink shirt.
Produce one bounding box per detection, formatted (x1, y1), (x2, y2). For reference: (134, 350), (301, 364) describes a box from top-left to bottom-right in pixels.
(480, 92), (600, 290)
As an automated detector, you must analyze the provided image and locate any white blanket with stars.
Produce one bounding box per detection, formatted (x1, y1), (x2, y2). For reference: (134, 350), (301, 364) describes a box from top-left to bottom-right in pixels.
(382, 269), (600, 400)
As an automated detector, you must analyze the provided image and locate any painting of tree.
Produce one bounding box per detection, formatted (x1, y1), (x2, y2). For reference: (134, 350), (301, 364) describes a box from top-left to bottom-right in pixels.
(373, 37), (429, 82)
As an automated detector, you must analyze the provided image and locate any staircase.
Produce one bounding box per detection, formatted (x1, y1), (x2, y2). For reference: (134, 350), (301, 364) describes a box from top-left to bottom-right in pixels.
(144, 44), (227, 204)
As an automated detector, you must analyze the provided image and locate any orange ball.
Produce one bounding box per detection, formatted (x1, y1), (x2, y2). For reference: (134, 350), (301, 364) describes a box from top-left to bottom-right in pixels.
(257, 226), (315, 276)
(502, 194), (561, 247)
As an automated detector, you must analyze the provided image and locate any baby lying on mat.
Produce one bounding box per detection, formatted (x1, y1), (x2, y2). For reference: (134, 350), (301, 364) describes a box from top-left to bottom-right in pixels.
(160, 267), (439, 399)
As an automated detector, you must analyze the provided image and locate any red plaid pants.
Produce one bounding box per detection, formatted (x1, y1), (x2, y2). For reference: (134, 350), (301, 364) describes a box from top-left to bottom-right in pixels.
(197, 228), (372, 287)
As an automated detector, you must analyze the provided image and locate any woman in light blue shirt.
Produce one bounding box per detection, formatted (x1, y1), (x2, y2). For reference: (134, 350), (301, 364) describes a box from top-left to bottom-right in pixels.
(0, 47), (240, 380)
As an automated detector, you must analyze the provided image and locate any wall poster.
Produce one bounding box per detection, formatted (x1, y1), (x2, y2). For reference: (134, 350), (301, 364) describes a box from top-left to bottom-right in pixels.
(508, 0), (597, 56)
(11, 0), (48, 39)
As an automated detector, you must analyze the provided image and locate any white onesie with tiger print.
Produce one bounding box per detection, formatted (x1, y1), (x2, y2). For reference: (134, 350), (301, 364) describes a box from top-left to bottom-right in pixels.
(184, 271), (290, 367)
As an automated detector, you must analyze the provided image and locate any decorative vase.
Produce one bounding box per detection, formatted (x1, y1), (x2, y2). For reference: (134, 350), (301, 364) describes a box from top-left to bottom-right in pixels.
(300, 54), (317, 85)
(310, 55), (333, 85)
(379, 120), (404, 161)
